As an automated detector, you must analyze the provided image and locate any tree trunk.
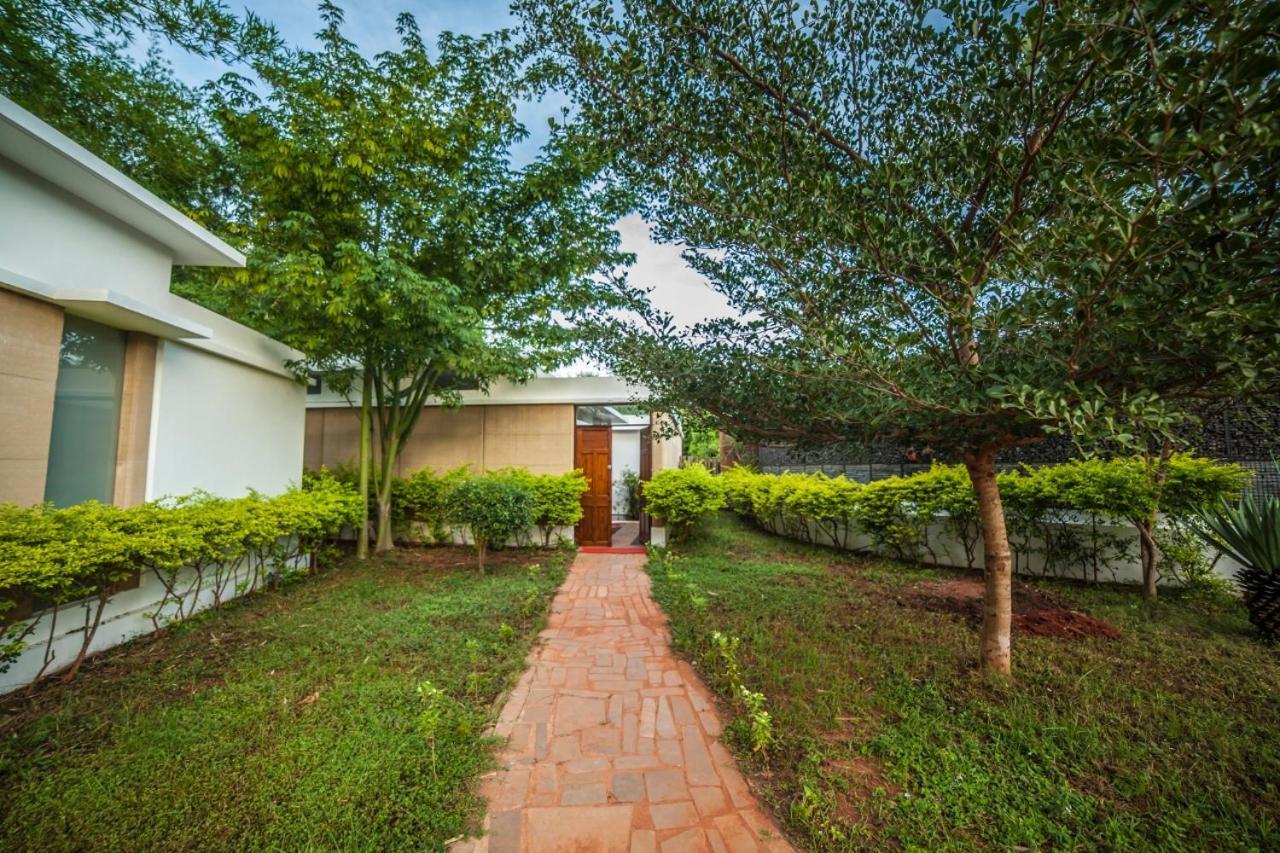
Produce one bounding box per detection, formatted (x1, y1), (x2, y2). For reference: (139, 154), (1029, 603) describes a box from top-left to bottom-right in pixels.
(374, 431), (399, 553)
(357, 370), (372, 561)
(1139, 439), (1175, 601)
(376, 497), (395, 551)
(62, 590), (109, 683)
(963, 448), (1013, 676)
(1138, 518), (1159, 601)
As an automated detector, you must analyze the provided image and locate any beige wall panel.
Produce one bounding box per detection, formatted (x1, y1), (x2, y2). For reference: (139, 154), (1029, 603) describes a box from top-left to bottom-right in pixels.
(398, 407), (486, 475)
(303, 409), (326, 471)
(650, 412), (683, 474)
(482, 404), (574, 474)
(312, 408), (362, 470)
(0, 289), (63, 504)
(301, 403), (581, 477)
(112, 333), (157, 507)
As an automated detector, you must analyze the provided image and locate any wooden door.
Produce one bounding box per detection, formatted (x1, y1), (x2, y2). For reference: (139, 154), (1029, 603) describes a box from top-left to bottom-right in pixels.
(575, 426), (612, 546)
(638, 426), (653, 543)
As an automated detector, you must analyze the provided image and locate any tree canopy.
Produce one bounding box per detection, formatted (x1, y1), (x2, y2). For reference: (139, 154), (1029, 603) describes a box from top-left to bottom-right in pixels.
(0, 0), (277, 220)
(520, 0), (1280, 672)
(194, 3), (631, 550)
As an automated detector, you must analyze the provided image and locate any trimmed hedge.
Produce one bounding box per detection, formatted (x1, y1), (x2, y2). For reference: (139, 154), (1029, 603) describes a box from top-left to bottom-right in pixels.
(0, 472), (360, 685)
(498, 468), (590, 546)
(642, 465), (726, 540)
(318, 464), (589, 549)
(722, 456), (1249, 583)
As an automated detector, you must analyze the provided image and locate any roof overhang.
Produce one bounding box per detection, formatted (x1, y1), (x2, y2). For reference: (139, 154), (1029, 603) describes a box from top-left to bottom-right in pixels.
(0, 96), (244, 268)
(0, 265), (211, 339)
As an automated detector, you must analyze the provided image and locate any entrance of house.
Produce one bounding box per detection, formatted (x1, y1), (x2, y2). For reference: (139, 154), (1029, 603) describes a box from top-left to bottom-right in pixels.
(574, 405), (653, 548)
(574, 424), (611, 546)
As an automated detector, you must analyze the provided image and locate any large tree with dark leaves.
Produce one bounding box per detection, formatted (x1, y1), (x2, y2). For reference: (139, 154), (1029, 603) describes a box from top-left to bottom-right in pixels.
(202, 4), (631, 554)
(0, 0), (276, 220)
(519, 0), (1280, 673)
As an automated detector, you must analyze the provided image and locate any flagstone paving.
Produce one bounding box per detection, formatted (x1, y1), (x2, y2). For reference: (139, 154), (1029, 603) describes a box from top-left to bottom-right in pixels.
(453, 551), (793, 853)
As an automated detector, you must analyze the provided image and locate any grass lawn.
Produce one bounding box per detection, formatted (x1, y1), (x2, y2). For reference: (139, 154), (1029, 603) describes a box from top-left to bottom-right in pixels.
(650, 513), (1280, 851)
(0, 545), (572, 851)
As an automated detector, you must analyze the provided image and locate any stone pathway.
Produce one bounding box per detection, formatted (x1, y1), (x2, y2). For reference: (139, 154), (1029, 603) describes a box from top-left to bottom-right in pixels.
(455, 551), (793, 853)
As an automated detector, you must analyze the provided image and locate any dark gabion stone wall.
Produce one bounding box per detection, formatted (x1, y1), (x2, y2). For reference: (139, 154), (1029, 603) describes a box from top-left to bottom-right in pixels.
(755, 400), (1280, 498)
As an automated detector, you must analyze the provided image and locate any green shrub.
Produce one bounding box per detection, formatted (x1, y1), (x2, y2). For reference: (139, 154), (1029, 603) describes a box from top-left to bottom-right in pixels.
(1195, 492), (1280, 641)
(395, 465), (471, 543)
(530, 470), (589, 546)
(642, 465), (725, 541)
(620, 469), (642, 520)
(446, 475), (535, 571)
(717, 457), (1247, 582)
(0, 480), (359, 685)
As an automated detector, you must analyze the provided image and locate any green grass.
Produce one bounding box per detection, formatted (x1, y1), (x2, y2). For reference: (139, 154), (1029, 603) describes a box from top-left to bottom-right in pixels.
(650, 513), (1280, 851)
(0, 545), (571, 851)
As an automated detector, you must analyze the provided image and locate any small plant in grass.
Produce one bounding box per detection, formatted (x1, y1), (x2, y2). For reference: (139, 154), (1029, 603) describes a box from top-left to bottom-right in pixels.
(710, 630), (742, 690)
(738, 685), (773, 753)
(446, 475), (534, 571)
(417, 681), (448, 779)
(519, 588), (543, 621)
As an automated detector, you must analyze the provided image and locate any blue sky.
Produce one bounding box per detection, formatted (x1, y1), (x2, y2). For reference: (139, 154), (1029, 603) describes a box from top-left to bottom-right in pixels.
(160, 0), (731, 333)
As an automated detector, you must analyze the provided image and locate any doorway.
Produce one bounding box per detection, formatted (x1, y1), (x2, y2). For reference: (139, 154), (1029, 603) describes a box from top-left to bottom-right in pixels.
(574, 425), (612, 546)
(573, 405), (653, 547)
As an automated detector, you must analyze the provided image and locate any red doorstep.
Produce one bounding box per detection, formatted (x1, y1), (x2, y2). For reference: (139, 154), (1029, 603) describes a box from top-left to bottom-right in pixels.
(579, 546), (648, 554)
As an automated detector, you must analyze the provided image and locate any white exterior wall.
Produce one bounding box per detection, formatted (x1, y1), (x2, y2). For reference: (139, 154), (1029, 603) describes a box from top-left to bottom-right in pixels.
(744, 513), (1246, 587)
(612, 428), (642, 517)
(0, 159), (173, 303)
(0, 557), (272, 693)
(148, 340), (305, 499)
(0, 101), (309, 693)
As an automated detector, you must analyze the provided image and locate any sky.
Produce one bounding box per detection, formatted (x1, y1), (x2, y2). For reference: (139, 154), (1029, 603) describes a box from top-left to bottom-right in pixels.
(160, 0), (733, 336)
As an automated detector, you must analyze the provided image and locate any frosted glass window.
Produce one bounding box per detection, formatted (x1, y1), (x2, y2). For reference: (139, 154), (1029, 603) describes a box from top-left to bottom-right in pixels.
(43, 316), (126, 507)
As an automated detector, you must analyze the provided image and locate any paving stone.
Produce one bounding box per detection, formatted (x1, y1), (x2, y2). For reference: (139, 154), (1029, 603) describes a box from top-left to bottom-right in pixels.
(650, 801), (700, 830)
(487, 809), (522, 853)
(467, 552), (792, 853)
(644, 768), (689, 803)
(690, 785), (730, 817)
(611, 771), (646, 802)
(681, 726), (720, 786)
(630, 829), (657, 853)
(560, 782), (608, 805)
(525, 805), (632, 852)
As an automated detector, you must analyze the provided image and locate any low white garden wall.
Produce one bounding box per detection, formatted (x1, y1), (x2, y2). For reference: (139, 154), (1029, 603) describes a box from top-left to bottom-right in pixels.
(2, 551), (304, 695)
(741, 513), (1244, 588)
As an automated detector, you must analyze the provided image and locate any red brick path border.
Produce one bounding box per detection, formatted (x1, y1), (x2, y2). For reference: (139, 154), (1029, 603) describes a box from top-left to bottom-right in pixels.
(452, 551), (793, 853)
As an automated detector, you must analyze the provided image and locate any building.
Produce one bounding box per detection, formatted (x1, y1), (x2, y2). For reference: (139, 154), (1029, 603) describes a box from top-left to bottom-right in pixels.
(0, 96), (306, 692)
(0, 95), (304, 508)
(303, 375), (682, 546)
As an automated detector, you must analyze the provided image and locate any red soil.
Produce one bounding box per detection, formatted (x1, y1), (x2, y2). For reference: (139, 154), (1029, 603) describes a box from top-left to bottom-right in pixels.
(904, 576), (1121, 640)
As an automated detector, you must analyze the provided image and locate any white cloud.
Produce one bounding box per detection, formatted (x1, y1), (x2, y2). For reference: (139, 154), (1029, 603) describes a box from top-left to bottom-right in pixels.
(613, 214), (734, 331)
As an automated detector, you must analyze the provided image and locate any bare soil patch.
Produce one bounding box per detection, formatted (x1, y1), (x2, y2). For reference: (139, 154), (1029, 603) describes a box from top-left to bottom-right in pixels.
(903, 576), (1121, 640)
(823, 755), (902, 827)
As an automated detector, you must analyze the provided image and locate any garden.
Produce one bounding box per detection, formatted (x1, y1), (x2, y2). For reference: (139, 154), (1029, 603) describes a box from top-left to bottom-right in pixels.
(3, 0), (1279, 850)
(645, 507), (1280, 850)
(0, 466), (584, 848)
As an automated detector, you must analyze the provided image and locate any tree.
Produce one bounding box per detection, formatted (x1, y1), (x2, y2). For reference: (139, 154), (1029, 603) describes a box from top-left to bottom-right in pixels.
(200, 4), (630, 554)
(0, 0), (276, 220)
(519, 0), (1280, 673)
